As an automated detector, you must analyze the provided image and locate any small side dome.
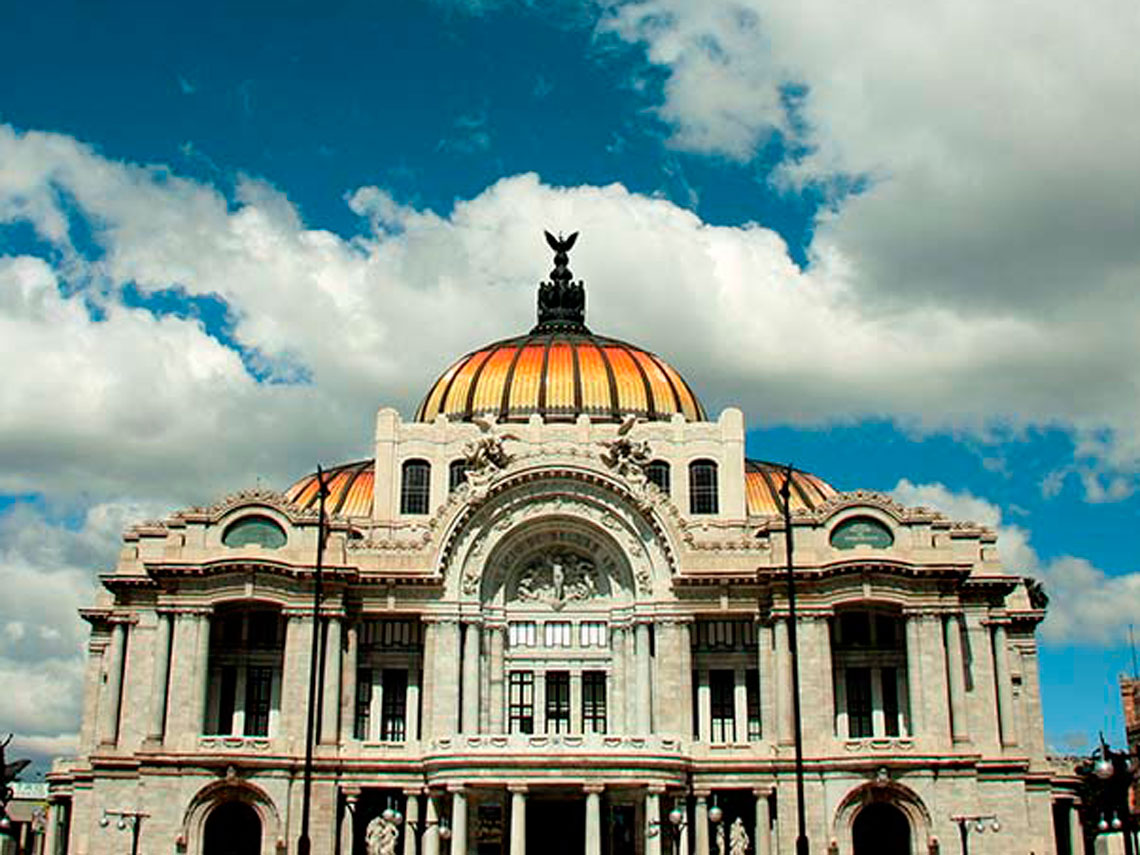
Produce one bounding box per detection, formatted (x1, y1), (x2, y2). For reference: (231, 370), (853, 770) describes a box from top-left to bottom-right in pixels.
(744, 459), (837, 516)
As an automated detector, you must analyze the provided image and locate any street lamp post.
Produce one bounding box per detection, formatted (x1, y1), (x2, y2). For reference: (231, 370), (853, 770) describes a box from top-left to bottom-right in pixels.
(949, 814), (1000, 855)
(100, 809), (148, 855)
(648, 797), (724, 855)
(1077, 735), (1137, 855)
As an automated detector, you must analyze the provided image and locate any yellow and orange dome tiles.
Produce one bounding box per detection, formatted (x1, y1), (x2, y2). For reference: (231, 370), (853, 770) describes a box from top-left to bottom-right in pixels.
(415, 332), (706, 424)
(285, 458), (836, 520)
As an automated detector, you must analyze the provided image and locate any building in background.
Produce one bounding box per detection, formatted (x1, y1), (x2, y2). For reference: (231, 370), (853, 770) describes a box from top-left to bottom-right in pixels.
(48, 235), (1072, 855)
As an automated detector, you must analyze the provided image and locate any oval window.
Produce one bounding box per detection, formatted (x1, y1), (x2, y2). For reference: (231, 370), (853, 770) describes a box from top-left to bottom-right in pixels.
(830, 516), (893, 550)
(222, 515), (287, 549)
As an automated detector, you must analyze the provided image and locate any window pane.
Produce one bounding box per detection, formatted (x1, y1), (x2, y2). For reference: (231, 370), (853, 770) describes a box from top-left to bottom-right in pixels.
(646, 460), (671, 493)
(746, 669), (761, 741)
(510, 621), (536, 647)
(449, 459), (469, 492)
(580, 621), (607, 648)
(710, 669), (735, 743)
(381, 669), (408, 741)
(544, 622), (571, 647)
(244, 666), (274, 736)
(355, 668), (373, 740)
(846, 668), (873, 738)
(545, 671), (571, 734)
(689, 461), (719, 514)
(509, 671), (534, 734)
(217, 666), (237, 735)
(881, 667), (900, 737)
(400, 460), (431, 514)
(582, 671), (607, 734)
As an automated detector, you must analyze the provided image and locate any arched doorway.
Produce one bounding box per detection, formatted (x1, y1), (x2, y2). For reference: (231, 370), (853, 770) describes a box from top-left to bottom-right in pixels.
(204, 801), (261, 855)
(852, 802), (910, 855)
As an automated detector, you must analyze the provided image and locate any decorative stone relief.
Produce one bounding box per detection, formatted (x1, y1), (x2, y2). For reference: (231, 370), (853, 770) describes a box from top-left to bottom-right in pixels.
(365, 815), (400, 855)
(513, 551), (598, 610)
(464, 415), (520, 497)
(598, 416), (652, 487)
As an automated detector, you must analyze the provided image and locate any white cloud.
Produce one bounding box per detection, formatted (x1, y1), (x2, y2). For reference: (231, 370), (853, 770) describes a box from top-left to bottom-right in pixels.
(891, 480), (1139, 645)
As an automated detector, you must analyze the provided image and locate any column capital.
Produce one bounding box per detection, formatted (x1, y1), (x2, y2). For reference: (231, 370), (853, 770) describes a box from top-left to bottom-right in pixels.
(507, 784), (529, 794)
(447, 784), (468, 795)
(647, 784), (667, 795)
(751, 786), (775, 798)
(693, 789), (711, 800)
(583, 784), (606, 795)
(403, 787), (425, 797)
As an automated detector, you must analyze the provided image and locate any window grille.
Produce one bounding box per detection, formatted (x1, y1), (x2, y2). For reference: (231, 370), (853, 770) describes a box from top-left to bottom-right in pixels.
(380, 669), (408, 741)
(509, 621), (536, 648)
(354, 668), (373, 740)
(710, 669), (736, 742)
(544, 621), (572, 647)
(582, 671), (607, 733)
(646, 460), (671, 493)
(449, 459), (469, 492)
(545, 671), (571, 734)
(508, 671), (535, 734)
(244, 666), (274, 736)
(746, 669), (761, 741)
(579, 621), (608, 648)
(400, 459), (431, 514)
(689, 460), (719, 514)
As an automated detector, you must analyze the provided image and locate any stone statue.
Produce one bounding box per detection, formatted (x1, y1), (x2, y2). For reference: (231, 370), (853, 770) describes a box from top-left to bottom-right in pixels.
(365, 815), (400, 855)
(716, 818), (726, 855)
(599, 415), (652, 485)
(514, 551), (598, 609)
(730, 817), (749, 855)
(464, 415), (520, 497)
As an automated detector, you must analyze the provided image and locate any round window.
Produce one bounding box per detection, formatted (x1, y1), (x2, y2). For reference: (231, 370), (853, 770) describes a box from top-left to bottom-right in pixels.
(222, 515), (287, 549)
(830, 516), (893, 550)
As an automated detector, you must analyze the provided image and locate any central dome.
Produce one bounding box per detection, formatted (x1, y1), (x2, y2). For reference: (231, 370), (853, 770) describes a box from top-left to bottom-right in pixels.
(415, 231), (705, 424)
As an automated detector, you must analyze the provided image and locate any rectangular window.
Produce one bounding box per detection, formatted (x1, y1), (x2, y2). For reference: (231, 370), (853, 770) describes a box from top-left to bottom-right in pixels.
(359, 619), (423, 651)
(400, 461), (431, 514)
(508, 671), (535, 734)
(582, 671), (607, 733)
(216, 666), (237, 735)
(380, 669), (408, 741)
(746, 669), (761, 741)
(689, 461), (719, 514)
(579, 621), (608, 648)
(710, 669), (736, 743)
(509, 621), (536, 647)
(545, 671), (571, 734)
(845, 667), (873, 738)
(355, 667), (373, 740)
(881, 666), (900, 737)
(449, 459), (469, 492)
(544, 621), (572, 647)
(244, 666), (274, 736)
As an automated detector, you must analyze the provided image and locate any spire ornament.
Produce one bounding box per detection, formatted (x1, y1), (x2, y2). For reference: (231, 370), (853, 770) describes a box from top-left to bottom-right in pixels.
(534, 230), (588, 332)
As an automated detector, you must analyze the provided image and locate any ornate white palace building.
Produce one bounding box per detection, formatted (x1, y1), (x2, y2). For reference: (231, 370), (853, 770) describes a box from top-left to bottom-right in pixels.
(47, 234), (1079, 855)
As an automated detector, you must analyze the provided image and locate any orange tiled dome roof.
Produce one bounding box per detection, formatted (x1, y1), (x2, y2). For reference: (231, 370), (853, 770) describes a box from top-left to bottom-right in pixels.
(415, 331), (705, 424)
(285, 458), (836, 519)
(416, 231), (705, 424)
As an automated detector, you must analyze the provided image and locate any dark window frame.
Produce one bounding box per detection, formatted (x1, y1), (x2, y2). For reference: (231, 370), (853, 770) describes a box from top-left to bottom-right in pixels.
(689, 459), (719, 514)
(400, 459), (431, 514)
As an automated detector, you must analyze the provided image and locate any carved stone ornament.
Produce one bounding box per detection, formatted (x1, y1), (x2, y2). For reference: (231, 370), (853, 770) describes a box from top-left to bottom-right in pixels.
(463, 414), (520, 496)
(513, 551), (598, 609)
(598, 415), (652, 488)
(365, 815), (400, 855)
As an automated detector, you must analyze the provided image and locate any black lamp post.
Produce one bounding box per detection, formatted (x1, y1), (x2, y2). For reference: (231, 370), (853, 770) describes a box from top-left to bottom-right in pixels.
(949, 813), (1000, 855)
(100, 809), (148, 855)
(1077, 735), (1137, 855)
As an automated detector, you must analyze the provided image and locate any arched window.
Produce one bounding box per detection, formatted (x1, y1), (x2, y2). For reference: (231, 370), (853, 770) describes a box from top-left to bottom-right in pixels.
(400, 459), (431, 514)
(449, 459), (470, 492)
(646, 460), (671, 494)
(689, 459), (719, 514)
(222, 515), (286, 549)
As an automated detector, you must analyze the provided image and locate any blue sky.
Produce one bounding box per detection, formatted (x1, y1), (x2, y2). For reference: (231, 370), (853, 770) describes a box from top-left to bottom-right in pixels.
(3, 0), (1140, 766)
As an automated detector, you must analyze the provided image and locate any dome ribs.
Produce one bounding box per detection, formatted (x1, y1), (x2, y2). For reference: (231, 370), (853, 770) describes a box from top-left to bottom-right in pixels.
(497, 341), (528, 421)
(536, 334), (552, 416)
(462, 345), (502, 420)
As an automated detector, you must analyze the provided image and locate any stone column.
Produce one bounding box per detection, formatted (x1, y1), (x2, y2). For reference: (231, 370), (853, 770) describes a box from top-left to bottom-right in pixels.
(611, 626), (627, 734)
(321, 616), (343, 744)
(282, 612), (314, 747)
(678, 622), (694, 739)
(584, 786), (602, 855)
(510, 788), (527, 855)
(733, 668), (748, 743)
(696, 670), (712, 743)
(423, 793), (441, 855)
(773, 618), (793, 744)
(147, 612), (172, 742)
(753, 789), (771, 855)
(341, 789), (359, 855)
(992, 623), (1017, 746)
(430, 620), (461, 736)
(758, 621), (775, 742)
(99, 621), (127, 745)
(694, 794), (710, 855)
(904, 614), (925, 737)
(918, 613), (951, 741)
(570, 671), (583, 734)
(407, 664), (421, 742)
(489, 625), (506, 733)
(944, 614), (969, 742)
(636, 623), (652, 733)
(421, 621), (437, 738)
(1068, 801), (1082, 855)
(341, 622), (358, 741)
(164, 611), (198, 746)
(461, 621), (481, 734)
(193, 611), (212, 736)
(404, 792), (420, 855)
(451, 788), (469, 855)
(645, 790), (662, 855)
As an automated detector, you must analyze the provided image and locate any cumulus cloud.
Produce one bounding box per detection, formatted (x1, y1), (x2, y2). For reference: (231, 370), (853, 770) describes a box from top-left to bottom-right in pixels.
(890, 480), (1140, 645)
(0, 499), (166, 763)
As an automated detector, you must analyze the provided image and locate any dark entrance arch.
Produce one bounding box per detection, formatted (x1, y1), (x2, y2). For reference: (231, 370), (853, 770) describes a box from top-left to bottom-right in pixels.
(852, 802), (910, 855)
(204, 800), (262, 855)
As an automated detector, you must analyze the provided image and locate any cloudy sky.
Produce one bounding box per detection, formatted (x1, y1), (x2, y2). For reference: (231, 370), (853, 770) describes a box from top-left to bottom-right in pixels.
(3, 0), (1139, 769)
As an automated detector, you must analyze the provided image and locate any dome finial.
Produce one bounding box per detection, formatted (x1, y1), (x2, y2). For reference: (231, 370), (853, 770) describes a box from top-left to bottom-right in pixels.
(534, 230), (587, 333)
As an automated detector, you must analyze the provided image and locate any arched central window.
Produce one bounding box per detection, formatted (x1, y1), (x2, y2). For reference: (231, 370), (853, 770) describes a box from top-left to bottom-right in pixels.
(689, 459), (719, 514)
(400, 459), (431, 514)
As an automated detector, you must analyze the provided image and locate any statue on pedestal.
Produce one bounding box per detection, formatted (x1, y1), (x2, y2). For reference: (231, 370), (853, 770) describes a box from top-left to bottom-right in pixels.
(365, 815), (400, 855)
